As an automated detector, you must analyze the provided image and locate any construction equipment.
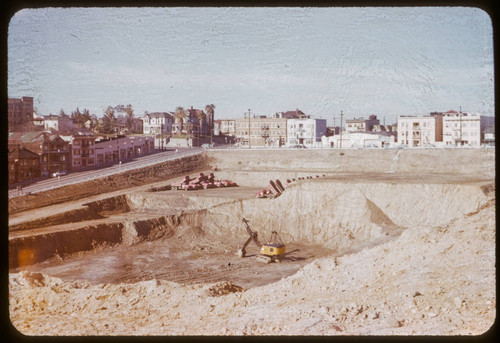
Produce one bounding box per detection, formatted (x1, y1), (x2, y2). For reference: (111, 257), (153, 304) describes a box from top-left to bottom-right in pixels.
(171, 176), (201, 191)
(238, 218), (286, 263)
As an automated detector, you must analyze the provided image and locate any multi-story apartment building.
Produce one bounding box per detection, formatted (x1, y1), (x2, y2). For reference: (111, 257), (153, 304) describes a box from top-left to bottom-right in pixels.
(397, 115), (439, 147)
(142, 112), (174, 135)
(287, 118), (327, 147)
(220, 119), (236, 137)
(70, 129), (96, 170)
(345, 115), (380, 133)
(8, 96), (34, 130)
(441, 111), (481, 147)
(235, 116), (287, 147)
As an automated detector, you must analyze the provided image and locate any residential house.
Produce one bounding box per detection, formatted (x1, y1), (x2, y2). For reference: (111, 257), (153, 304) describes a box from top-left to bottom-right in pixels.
(8, 131), (71, 176)
(345, 115), (380, 133)
(185, 107), (209, 137)
(287, 118), (327, 147)
(32, 114), (45, 130)
(142, 112), (174, 136)
(43, 114), (75, 133)
(8, 144), (41, 184)
(273, 109), (308, 119)
(43, 115), (60, 131)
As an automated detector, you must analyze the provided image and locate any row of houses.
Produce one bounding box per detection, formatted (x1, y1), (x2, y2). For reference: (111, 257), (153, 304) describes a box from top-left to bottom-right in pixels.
(9, 96), (495, 151)
(213, 110), (494, 149)
(397, 110), (494, 148)
(8, 130), (154, 184)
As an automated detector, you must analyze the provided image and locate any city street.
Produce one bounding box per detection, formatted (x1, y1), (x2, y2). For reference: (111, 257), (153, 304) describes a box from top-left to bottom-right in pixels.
(9, 147), (203, 199)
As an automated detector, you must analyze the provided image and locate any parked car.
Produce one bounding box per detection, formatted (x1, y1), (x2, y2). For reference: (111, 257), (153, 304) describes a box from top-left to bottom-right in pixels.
(290, 144), (307, 149)
(52, 171), (68, 177)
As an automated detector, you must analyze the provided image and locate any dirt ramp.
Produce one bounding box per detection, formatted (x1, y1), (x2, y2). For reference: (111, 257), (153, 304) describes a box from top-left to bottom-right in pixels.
(126, 193), (238, 213)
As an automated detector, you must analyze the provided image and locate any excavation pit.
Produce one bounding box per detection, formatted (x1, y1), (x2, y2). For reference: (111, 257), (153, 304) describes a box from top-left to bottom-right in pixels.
(9, 173), (493, 290)
(8, 148), (496, 335)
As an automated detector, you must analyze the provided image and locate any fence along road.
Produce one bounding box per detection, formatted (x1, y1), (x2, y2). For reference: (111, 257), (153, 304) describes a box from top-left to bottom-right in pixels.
(8, 147), (203, 199)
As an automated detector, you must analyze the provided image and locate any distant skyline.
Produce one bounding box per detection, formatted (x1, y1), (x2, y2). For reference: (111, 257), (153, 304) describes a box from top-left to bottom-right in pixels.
(8, 7), (494, 125)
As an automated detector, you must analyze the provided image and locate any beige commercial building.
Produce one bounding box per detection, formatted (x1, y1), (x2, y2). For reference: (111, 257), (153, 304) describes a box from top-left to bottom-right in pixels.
(397, 115), (440, 147)
(442, 110), (481, 147)
(235, 117), (287, 147)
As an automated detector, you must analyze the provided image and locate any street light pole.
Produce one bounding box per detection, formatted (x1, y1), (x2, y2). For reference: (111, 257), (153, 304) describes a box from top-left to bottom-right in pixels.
(116, 132), (120, 163)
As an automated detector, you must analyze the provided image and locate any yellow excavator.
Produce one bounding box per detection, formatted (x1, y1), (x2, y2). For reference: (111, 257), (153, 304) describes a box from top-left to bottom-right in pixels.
(237, 218), (286, 263)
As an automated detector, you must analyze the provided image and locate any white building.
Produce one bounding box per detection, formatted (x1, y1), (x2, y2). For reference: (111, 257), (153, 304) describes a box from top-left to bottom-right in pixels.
(287, 118), (327, 147)
(442, 111), (481, 147)
(142, 112), (174, 135)
(345, 115), (380, 133)
(220, 119), (236, 136)
(323, 132), (393, 148)
(43, 115), (60, 131)
(397, 116), (438, 147)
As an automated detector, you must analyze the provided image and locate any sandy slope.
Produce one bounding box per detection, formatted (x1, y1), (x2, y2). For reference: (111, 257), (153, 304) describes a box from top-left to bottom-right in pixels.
(9, 196), (495, 335)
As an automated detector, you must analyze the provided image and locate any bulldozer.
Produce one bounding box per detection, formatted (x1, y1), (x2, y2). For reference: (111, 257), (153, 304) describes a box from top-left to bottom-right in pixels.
(237, 218), (286, 263)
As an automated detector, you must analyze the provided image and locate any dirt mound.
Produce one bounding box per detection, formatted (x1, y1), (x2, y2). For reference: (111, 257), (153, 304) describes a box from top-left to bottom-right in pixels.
(207, 281), (246, 297)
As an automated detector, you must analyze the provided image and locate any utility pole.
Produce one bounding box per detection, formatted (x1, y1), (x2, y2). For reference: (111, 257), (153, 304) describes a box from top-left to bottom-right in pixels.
(248, 109), (251, 149)
(340, 110), (343, 149)
(161, 119), (164, 151)
(116, 130), (120, 163)
(46, 133), (50, 177)
(459, 106), (462, 146)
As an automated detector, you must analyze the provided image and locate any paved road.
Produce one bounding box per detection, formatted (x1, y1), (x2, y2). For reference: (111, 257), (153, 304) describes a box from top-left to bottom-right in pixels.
(9, 147), (203, 199)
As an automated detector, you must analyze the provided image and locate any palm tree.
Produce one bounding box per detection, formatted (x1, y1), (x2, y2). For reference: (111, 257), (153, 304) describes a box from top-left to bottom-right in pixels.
(205, 104), (215, 129)
(174, 106), (186, 133)
(196, 110), (206, 137)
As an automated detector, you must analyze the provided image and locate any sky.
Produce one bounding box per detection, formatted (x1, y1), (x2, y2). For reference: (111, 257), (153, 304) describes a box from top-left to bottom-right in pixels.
(8, 7), (494, 125)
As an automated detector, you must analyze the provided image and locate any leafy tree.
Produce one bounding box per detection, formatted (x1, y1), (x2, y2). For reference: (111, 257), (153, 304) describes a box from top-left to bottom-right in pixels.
(59, 109), (69, 119)
(71, 107), (91, 127)
(99, 106), (116, 134)
(125, 104), (134, 132)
